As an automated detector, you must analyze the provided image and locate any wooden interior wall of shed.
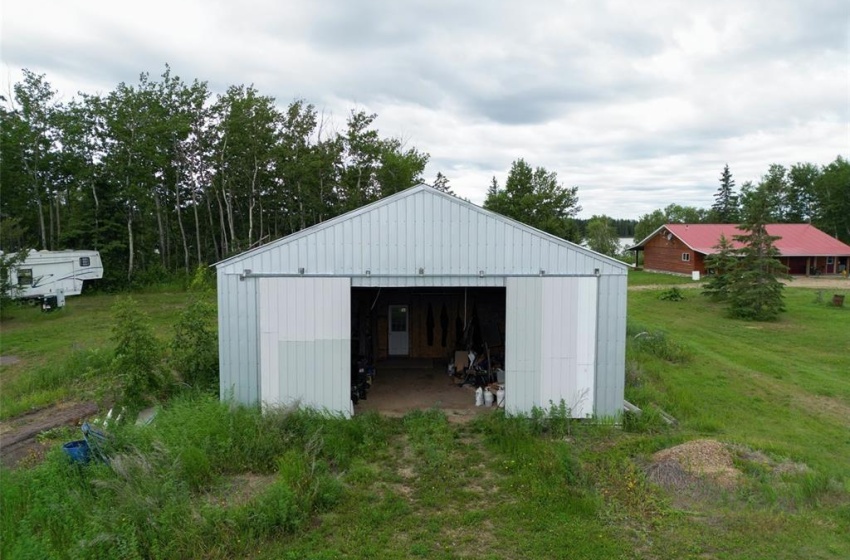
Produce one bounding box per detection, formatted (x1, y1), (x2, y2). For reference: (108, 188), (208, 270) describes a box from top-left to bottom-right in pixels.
(351, 288), (506, 362)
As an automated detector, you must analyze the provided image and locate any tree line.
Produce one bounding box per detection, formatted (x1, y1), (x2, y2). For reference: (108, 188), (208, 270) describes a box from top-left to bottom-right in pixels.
(3, 66), (845, 289)
(633, 160), (850, 244)
(1, 68), (429, 288)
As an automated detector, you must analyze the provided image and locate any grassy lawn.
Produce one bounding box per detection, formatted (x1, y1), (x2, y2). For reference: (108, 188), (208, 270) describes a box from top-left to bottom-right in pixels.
(620, 286), (850, 558)
(628, 268), (701, 286)
(0, 291), (202, 419)
(2, 282), (849, 559)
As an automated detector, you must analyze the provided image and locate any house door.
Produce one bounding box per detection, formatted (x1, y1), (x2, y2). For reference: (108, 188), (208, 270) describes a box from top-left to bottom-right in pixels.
(388, 305), (409, 356)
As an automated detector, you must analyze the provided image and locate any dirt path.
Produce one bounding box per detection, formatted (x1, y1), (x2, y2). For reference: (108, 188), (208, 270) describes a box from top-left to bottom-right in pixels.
(0, 401), (99, 469)
(629, 277), (850, 291)
(782, 276), (850, 289)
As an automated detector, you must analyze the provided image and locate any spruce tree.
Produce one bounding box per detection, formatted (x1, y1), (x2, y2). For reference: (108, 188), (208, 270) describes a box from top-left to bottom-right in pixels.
(727, 195), (789, 320)
(431, 172), (455, 195)
(701, 233), (738, 300)
(711, 164), (739, 223)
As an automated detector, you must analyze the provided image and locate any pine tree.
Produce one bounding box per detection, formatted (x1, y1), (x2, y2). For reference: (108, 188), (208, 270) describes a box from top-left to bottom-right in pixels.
(701, 233), (738, 300)
(727, 195), (789, 320)
(431, 172), (455, 195)
(711, 164), (739, 223)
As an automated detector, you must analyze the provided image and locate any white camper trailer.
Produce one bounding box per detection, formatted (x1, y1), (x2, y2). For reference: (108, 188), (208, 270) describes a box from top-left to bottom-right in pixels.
(5, 250), (103, 308)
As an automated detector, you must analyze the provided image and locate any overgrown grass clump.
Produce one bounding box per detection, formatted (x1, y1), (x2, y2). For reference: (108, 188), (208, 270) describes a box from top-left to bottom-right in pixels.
(0, 348), (113, 419)
(0, 394), (395, 559)
(626, 321), (691, 364)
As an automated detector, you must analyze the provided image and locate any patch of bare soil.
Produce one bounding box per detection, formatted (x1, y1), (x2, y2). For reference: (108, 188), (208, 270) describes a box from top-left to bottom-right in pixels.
(206, 473), (277, 508)
(0, 355), (21, 366)
(0, 401), (99, 469)
(393, 434), (416, 500)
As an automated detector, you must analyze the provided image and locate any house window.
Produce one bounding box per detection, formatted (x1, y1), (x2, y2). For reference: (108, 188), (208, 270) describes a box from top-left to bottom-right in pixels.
(80, 257), (91, 267)
(827, 257), (834, 265)
(18, 268), (33, 287)
(682, 253), (691, 262)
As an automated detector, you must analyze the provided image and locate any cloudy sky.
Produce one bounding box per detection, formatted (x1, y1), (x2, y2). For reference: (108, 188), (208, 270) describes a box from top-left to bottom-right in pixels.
(2, 0), (847, 219)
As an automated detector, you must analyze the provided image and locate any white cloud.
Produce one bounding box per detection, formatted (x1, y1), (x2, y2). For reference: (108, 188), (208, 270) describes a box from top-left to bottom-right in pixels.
(2, 0), (846, 219)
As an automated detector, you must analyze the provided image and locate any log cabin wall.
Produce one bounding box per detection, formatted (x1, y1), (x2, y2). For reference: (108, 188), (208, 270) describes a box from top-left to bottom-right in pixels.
(643, 233), (696, 275)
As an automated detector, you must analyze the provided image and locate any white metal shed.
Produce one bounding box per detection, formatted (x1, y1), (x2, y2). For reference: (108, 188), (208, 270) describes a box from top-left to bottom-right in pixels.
(215, 185), (627, 418)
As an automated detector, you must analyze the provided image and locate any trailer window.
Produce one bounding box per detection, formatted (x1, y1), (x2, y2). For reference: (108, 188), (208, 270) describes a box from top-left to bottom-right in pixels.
(79, 257), (91, 267)
(18, 268), (33, 286)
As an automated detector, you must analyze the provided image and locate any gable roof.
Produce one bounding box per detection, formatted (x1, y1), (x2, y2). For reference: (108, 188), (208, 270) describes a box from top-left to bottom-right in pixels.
(216, 184), (628, 275)
(631, 223), (850, 257)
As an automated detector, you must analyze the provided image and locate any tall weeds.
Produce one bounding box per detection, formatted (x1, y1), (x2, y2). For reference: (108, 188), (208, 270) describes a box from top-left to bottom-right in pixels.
(0, 393), (393, 559)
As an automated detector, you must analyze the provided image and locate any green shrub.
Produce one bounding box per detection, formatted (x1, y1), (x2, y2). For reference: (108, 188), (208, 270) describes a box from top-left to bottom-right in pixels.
(658, 287), (684, 301)
(528, 399), (578, 438)
(188, 265), (215, 293)
(111, 298), (168, 411)
(170, 298), (218, 391)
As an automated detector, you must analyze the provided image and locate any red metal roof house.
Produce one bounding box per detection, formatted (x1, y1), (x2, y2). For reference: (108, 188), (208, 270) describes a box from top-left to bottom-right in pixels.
(629, 224), (850, 276)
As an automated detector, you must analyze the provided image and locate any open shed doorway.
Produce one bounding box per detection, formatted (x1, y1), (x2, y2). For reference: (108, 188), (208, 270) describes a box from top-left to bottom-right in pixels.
(350, 287), (506, 417)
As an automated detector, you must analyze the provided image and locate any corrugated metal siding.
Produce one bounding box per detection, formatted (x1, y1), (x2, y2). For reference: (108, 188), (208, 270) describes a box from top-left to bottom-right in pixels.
(505, 277), (542, 414)
(539, 278), (597, 418)
(505, 277), (599, 418)
(218, 271), (259, 404)
(258, 278), (351, 415)
(219, 186), (627, 281)
(593, 274), (627, 418)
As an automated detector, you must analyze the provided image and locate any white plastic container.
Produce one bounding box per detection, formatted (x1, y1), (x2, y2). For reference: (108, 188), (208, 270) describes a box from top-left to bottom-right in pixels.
(496, 387), (506, 408)
(483, 388), (494, 406)
(475, 387), (484, 407)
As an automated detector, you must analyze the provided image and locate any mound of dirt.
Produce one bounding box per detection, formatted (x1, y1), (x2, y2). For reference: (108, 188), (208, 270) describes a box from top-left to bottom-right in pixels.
(649, 439), (739, 489)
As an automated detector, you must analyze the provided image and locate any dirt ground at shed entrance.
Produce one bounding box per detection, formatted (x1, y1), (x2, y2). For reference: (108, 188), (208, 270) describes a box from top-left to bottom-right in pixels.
(355, 360), (498, 422)
(0, 401), (99, 469)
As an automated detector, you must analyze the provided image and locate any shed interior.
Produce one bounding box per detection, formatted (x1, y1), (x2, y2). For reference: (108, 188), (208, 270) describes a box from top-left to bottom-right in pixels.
(350, 287), (506, 413)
